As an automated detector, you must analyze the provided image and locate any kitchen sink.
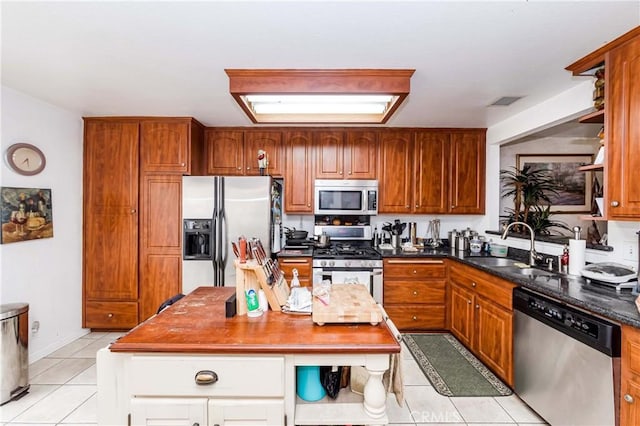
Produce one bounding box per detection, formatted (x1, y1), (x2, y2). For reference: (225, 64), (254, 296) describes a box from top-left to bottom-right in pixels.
(467, 257), (517, 267)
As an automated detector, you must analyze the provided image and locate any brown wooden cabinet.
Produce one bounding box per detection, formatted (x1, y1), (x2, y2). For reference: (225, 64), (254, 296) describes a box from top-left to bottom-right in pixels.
(84, 117), (203, 329)
(449, 130), (486, 214)
(83, 119), (140, 329)
(383, 258), (446, 331)
(379, 129), (485, 214)
(448, 261), (515, 385)
(622, 324), (640, 426)
(138, 174), (183, 322)
(205, 129), (284, 177)
(284, 130), (314, 213)
(378, 130), (413, 213)
(140, 119), (204, 175)
(278, 257), (312, 287)
(315, 130), (377, 179)
(205, 130), (244, 175)
(608, 32), (640, 219)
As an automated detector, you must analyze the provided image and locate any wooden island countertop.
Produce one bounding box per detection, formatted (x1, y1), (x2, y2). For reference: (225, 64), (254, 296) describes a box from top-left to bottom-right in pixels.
(110, 287), (401, 355)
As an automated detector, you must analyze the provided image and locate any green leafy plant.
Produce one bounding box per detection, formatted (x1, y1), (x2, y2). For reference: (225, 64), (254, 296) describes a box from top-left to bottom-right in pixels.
(500, 165), (568, 235)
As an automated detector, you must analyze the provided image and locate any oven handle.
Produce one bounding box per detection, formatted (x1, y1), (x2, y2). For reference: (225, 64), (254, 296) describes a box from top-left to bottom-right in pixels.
(386, 259), (444, 264)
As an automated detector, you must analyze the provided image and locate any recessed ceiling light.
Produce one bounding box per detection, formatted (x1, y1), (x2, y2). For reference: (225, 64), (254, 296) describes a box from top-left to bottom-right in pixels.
(225, 69), (415, 124)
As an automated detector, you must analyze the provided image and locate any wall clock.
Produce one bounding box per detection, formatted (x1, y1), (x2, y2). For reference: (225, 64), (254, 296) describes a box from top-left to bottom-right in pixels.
(5, 143), (46, 176)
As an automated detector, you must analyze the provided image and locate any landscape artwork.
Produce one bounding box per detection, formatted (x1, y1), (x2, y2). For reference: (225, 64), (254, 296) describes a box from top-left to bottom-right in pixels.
(1, 187), (54, 244)
(517, 154), (593, 213)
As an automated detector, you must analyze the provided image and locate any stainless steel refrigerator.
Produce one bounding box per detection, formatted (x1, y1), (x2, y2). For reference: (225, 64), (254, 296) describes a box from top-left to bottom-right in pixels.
(182, 176), (280, 294)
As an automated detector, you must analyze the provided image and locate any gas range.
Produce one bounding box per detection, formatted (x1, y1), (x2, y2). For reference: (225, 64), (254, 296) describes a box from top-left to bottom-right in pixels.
(312, 242), (382, 268)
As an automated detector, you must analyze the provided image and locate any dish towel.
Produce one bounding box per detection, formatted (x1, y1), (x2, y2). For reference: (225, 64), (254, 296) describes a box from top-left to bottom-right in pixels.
(350, 351), (405, 407)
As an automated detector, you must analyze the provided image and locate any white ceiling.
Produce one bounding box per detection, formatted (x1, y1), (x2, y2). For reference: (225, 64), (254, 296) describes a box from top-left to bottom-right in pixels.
(2, 1), (639, 129)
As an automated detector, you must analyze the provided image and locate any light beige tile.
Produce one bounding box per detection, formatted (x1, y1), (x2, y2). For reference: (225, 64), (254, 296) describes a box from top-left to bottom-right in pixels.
(415, 424), (466, 426)
(11, 385), (95, 424)
(450, 396), (513, 423)
(80, 332), (110, 340)
(68, 338), (113, 359)
(30, 358), (95, 385)
(386, 392), (414, 423)
(494, 395), (546, 423)
(66, 364), (96, 385)
(47, 338), (94, 358)
(0, 385), (59, 422)
(518, 424), (549, 426)
(29, 357), (63, 379)
(402, 357), (432, 386)
(59, 393), (97, 423)
(106, 331), (128, 340)
(404, 385), (463, 423)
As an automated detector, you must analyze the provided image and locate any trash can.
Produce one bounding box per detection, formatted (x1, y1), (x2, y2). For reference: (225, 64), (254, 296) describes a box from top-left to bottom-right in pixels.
(296, 366), (326, 402)
(1, 303), (29, 405)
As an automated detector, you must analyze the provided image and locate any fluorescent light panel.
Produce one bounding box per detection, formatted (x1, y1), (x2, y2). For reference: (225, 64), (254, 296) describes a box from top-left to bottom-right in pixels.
(244, 95), (395, 115)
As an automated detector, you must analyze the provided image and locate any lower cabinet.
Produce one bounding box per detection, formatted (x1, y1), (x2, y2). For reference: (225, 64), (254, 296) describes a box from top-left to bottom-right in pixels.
(130, 397), (284, 425)
(278, 256), (312, 287)
(621, 325), (640, 426)
(448, 261), (515, 386)
(383, 258), (446, 330)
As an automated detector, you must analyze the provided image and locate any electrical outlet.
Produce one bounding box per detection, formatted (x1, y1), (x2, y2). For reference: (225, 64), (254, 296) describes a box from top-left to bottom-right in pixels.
(622, 242), (637, 261)
(31, 320), (40, 333)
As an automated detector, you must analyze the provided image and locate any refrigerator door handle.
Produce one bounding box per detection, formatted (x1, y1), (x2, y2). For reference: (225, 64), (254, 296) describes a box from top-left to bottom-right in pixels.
(220, 208), (228, 274)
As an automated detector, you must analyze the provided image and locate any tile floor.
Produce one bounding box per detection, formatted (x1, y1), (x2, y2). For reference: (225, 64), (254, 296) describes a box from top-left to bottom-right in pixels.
(1, 333), (547, 425)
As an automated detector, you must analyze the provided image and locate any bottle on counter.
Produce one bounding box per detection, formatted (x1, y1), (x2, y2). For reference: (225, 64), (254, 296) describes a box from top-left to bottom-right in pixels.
(561, 245), (569, 274)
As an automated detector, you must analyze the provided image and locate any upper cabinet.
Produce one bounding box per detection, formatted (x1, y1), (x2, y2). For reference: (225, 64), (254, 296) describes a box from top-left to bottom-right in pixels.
(566, 26), (640, 220)
(284, 130), (314, 213)
(378, 129), (486, 214)
(608, 31), (640, 219)
(315, 130), (377, 179)
(140, 118), (204, 175)
(205, 129), (283, 177)
(449, 130), (486, 214)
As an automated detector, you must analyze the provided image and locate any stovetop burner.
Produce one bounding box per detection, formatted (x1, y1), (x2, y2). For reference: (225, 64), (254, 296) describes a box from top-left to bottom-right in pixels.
(313, 243), (381, 260)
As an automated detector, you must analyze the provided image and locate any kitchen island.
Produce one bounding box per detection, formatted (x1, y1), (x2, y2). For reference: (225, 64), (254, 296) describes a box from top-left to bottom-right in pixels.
(97, 287), (400, 426)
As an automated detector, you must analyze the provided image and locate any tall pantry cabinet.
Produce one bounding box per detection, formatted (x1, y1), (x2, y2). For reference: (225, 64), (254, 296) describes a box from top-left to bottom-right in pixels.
(83, 117), (204, 329)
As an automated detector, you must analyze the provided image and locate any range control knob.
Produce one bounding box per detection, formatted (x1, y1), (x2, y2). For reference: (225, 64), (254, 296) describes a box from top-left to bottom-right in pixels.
(345, 260), (351, 267)
(321, 260), (327, 267)
(329, 260), (335, 267)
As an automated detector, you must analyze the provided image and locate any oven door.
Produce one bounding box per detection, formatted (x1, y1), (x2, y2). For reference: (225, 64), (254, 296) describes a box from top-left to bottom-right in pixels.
(312, 267), (383, 304)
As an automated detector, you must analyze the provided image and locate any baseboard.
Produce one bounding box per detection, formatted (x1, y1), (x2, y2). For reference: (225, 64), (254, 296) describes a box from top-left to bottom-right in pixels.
(29, 329), (91, 364)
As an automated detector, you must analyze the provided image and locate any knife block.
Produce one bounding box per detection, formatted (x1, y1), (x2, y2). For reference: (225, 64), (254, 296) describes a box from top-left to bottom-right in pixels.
(234, 260), (290, 314)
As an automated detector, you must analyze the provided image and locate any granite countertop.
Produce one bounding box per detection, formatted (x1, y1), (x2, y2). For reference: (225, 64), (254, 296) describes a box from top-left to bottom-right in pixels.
(377, 245), (640, 328)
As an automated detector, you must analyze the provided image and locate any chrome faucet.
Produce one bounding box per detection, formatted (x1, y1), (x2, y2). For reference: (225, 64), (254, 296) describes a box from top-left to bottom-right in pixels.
(501, 222), (543, 266)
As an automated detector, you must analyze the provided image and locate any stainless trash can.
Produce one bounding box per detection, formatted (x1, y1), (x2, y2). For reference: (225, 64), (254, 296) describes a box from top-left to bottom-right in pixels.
(1, 303), (29, 405)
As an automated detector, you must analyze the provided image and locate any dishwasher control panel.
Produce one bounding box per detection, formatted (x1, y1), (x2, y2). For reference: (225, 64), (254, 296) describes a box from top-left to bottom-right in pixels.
(514, 288), (621, 357)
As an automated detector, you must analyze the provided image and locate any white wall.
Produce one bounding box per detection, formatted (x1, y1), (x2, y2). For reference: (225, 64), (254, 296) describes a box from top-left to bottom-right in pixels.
(1, 86), (86, 362)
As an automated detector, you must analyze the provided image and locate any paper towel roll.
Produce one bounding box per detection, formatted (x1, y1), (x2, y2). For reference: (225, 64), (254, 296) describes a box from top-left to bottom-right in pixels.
(569, 239), (586, 276)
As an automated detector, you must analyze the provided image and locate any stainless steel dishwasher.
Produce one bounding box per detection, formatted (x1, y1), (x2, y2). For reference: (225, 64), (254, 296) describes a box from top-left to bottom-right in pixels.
(514, 288), (620, 426)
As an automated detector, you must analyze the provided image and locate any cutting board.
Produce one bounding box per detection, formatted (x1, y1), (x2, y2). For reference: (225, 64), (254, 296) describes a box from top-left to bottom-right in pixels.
(312, 284), (382, 326)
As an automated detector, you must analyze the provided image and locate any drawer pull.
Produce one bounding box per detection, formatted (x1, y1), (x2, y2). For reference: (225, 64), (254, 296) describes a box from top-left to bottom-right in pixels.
(467, 300), (471, 304)
(625, 394), (634, 403)
(413, 291), (418, 296)
(107, 313), (113, 318)
(413, 270), (417, 274)
(195, 370), (218, 385)
(387, 260), (444, 265)
(475, 304), (480, 309)
(412, 316), (417, 320)
(472, 282), (477, 287)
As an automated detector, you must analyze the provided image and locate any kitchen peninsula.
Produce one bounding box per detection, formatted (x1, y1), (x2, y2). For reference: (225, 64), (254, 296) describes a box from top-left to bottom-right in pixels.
(97, 287), (400, 426)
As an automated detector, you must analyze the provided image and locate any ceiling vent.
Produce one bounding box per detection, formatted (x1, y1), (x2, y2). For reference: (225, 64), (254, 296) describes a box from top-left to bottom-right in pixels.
(225, 69), (415, 124)
(489, 96), (523, 107)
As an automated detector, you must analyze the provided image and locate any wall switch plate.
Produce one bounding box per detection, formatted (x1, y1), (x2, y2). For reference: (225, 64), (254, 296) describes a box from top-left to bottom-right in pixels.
(622, 241), (638, 262)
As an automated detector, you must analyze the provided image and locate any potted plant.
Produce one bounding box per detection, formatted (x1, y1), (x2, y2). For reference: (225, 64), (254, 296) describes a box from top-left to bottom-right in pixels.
(500, 165), (571, 236)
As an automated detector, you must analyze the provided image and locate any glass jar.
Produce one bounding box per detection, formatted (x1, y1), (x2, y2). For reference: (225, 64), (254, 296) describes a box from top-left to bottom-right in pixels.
(469, 237), (482, 253)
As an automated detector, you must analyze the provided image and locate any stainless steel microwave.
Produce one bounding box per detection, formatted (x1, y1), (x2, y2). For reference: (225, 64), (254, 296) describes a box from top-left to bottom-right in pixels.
(314, 179), (378, 215)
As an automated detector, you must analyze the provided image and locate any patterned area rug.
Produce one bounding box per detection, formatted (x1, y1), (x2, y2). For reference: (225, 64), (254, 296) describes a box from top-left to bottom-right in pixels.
(404, 333), (512, 397)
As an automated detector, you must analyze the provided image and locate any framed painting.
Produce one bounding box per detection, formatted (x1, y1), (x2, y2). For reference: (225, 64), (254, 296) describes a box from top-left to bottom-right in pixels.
(1, 187), (54, 244)
(516, 154), (593, 213)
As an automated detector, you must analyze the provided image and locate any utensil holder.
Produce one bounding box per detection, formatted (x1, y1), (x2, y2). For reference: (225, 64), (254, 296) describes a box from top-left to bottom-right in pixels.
(391, 235), (400, 248)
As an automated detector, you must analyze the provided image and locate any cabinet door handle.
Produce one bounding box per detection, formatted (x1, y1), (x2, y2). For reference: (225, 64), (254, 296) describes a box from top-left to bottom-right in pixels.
(413, 291), (418, 296)
(237, 166), (242, 170)
(624, 394), (634, 403)
(194, 370), (218, 385)
(412, 316), (417, 320)
(348, 171), (352, 175)
(180, 162), (186, 167)
(246, 166), (251, 170)
(611, 201), (620, 207)
(451, 205), (455, 209)
(107, 313), (113, 318)
(475, 304), (480, 309)
(415, 204), (419, 208)
(472, 282), (477, 287)
(130, 209), (136, 214)
(467, 300), (471, 304)
(339, 171), (343, 175)
(406, 205), (410, 209)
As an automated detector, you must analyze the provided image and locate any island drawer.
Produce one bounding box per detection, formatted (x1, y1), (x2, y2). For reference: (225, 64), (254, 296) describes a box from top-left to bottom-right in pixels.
(384, 280), (446, 304)
(384, 305), (445, 330)
(383, 259), (446, 279)
(129, 355), (285, 397)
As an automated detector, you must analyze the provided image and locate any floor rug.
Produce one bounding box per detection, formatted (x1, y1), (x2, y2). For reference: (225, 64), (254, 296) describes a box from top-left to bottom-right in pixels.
(403, 333), (512, 397)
